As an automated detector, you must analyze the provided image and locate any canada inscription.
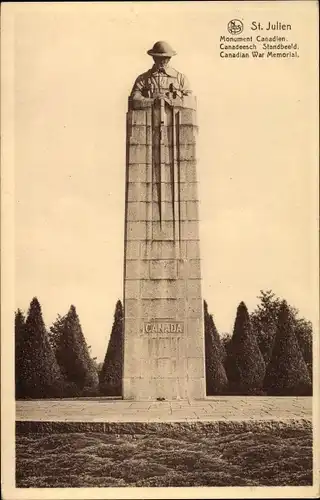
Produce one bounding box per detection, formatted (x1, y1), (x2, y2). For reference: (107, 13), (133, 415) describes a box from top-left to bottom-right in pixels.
(143, 321), (184, 334)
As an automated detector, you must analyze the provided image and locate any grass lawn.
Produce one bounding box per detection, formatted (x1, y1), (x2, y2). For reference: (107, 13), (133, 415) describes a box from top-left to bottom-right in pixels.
(16, 422), (312, 487)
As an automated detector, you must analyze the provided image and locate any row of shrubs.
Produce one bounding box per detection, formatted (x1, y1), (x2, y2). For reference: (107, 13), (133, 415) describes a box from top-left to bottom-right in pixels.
(15, 290), (313, 398)
(16, 299), (98, 399)
(204, 297), (312, 396)
(16, 297), (124, 399)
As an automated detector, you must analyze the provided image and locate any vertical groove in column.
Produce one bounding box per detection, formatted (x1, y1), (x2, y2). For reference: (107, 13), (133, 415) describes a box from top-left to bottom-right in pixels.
(152, 101), (162, 234)
(176, 110), (181, 247)
(159, 98), (165, 229)
(171, 105), (176, 242)
(145, 108), (149, 258)
(158, 102), (162, 228)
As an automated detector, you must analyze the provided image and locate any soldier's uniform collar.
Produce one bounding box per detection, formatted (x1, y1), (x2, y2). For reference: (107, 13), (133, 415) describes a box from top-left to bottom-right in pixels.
(149, 65), (176, 77)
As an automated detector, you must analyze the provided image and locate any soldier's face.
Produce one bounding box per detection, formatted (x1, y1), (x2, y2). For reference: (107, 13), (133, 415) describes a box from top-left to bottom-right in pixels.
(153, 57), (171, 69)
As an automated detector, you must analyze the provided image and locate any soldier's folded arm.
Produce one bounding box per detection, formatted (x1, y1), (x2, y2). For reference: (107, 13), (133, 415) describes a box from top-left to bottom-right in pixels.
(180, 74), (192, 96)
(130, 76), (150, 101)
(130, 79), (153, 108)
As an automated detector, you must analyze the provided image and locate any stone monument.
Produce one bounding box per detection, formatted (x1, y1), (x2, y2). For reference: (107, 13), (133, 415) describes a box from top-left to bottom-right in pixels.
(122, 41), (206, 400)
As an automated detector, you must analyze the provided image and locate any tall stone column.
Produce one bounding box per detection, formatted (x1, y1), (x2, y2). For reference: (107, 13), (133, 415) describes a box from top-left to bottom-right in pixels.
(122, 94), (206, 400)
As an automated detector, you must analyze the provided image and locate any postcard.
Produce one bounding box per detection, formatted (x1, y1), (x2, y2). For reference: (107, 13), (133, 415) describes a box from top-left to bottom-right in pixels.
(1, 1), (319, 499)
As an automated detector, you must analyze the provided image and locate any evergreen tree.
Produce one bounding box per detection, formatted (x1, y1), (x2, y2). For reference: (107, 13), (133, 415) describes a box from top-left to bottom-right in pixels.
(204, 300), (227, 364)
(250, 290), (281, 365)
(15, 309), (26, 399)
(221, 333), (232, 364)
(55, 305), (99, 394)
(251, 290), (313, 375)
(204, 301), (228, 395)
(264, 301), (311, 395)
(48, 314), (66, 352)
(99, 300), (124, 396)
(87, 345), (99, 372)
(19, 298), (64, 398)
(294, 318), (313, 381)
(226, 301), (266, 395)
(48, 312), (79, 397)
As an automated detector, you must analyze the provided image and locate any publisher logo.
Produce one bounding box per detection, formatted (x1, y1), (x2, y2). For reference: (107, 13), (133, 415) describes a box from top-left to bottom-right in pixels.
(227, 19), (244, 35)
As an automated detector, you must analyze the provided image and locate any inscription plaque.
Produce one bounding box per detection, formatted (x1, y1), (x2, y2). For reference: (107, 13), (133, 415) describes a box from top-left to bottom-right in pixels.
(143, 321), (184, 334)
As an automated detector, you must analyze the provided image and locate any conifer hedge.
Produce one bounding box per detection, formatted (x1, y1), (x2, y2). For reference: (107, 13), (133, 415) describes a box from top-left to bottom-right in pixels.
(99, 300), (124, 396)
(264, 301), (312, 396)
(226, 302), (266, 395)
(17, 298), (64, 398)
(55, 305), (99, 394)
(204, 301), (228, 395)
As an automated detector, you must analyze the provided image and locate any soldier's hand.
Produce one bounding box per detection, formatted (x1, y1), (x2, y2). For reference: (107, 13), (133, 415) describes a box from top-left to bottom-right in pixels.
(155, 92), (167, 100)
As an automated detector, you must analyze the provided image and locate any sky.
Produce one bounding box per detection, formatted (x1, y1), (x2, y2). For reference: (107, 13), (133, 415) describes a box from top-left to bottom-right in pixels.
(12, 2), (318, 361)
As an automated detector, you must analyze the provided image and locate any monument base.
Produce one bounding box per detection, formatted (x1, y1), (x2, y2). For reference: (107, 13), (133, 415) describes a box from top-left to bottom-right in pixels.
(122, 312), (206, 401)
(123, 377), (206, 401)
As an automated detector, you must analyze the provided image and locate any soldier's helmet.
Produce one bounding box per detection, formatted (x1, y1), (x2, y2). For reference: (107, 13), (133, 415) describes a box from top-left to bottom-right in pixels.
(147, 41), (177, 57)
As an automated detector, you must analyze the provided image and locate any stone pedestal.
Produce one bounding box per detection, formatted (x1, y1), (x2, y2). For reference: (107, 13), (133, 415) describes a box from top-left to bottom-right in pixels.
(122, 95), (206, 400)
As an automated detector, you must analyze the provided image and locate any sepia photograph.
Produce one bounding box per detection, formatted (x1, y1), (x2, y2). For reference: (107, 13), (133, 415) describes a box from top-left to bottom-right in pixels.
(1, 1), (319, 499)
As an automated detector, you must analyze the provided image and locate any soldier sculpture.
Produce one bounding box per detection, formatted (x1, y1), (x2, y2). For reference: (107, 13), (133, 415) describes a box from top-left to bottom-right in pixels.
(130, 41), (192, 104)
